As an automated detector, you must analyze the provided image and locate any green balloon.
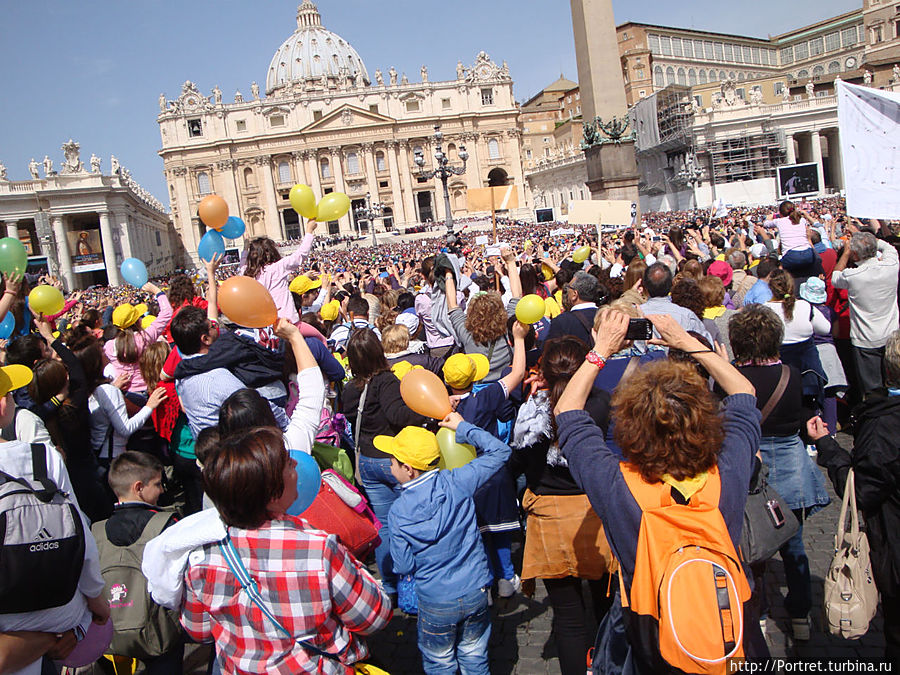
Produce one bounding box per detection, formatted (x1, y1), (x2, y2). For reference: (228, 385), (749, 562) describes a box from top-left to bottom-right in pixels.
(0, 237), (27, 277)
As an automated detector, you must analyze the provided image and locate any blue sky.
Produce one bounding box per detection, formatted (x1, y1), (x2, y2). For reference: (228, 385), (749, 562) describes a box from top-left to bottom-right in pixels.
(0, 0), (857, 202)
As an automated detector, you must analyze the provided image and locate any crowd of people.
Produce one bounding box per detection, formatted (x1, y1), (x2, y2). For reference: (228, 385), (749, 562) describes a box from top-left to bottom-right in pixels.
(1, 195), (899, 674)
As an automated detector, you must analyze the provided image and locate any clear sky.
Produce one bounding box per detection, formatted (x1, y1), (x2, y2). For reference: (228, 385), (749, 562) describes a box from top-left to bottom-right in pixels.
(0, 0), (857, 203)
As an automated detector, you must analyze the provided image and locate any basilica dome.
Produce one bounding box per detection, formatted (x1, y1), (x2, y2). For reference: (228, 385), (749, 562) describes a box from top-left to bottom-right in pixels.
(266, 2), (370, 95)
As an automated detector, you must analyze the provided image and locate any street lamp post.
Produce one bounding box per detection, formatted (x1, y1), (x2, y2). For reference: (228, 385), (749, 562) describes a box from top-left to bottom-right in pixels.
(353, 191), (385, 248)
(413, 124), (468, 233)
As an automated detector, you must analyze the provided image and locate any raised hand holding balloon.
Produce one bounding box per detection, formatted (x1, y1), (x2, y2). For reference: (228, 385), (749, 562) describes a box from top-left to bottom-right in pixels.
(218, 276), (278, 328)
(198, 229), (226, 263)
(0, 238), (27, 277)
(289, 184), (318, 219)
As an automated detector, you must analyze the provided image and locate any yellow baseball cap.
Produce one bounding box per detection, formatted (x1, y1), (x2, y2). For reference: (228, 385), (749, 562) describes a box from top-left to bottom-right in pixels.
(112, 303), (148, 330)
(289, 275), (322, 296)
(141, 315), (157, 330)
(0, 364), (33, 398)
(373, 426), (440, 471)
(442, 353), (490, 390)
(320, 299), (340, 322)
(391, 360), (423, 381)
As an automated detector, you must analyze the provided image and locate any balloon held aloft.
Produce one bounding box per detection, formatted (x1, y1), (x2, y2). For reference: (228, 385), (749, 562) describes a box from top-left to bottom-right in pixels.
(0, 313), (13, 340)
(0, 237), (27, 277)
(400, 368), (451, 420)
(436, 427), (477, 470)
(28, 285), (65, 315)
(515, 294), (545, 324)
(573, 245), (591, 264)
(197, 229), (225, 263)
(316, 192), (351, 222)
(289, 184), (317, 219)
(198, 195), (229, 230)
(218, 276), (278, 328)
(120, 258), (148, 288)
(220, 216), (246, 240)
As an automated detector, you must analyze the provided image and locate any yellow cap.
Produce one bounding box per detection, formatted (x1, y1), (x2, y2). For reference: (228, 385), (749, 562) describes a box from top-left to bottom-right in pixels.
(442, 353), (490, 390)
(0, 364), (33, 398)
(112, 303), (148, 330)
(320, 299), (340, 322)
(541, 263), (554, 281)
(374, 426), (440, 471)
(289, 275), (322, 296)
(141, 315), (157, 330)
(391, 360), (423, 381)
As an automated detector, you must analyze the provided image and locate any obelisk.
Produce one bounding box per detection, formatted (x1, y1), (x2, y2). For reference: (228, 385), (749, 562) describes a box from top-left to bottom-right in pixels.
(570, 0), (640, 204)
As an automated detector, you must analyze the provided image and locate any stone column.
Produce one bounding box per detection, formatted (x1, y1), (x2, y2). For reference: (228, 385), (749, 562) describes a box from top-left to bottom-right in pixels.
(361, 143), (380, 234)
(785, 133), (796, 164)
(827, 129), (843, 190)
(810, 130), (825, 195)
(397, 141), (418, 224)
(291, 151), (307, 185)
(114, 211), (134, 259)
(257, 156), (283, 240)
(570, 0), (628, 123)
(170, 166), (198, 266)
(306, 151), (322, 196)
(463, 133), (482, 190)
(98, 210), (122, 286)
(330, 147), (351, 233)
(385, 141), (406, 225)
(4, 220), (19, 239)
(50, 216), (75, 291)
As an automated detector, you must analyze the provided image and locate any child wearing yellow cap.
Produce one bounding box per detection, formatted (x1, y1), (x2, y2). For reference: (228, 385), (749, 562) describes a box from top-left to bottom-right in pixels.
(377, 411), (511, 675)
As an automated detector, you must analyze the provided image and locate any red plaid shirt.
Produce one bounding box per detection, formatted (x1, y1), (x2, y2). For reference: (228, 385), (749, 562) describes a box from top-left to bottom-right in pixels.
(182, 516), (391, 674)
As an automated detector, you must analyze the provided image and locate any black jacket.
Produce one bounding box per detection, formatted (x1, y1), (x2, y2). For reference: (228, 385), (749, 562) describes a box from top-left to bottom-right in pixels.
(103, 502), (177, 547)
(174, 330), (283, 388)
(815, 394), (900, 598)
(546, 307), (596, 346)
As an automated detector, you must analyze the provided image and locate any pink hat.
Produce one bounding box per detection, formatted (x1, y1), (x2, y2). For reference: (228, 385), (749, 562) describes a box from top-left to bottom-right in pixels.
(706, 260), (733, 287)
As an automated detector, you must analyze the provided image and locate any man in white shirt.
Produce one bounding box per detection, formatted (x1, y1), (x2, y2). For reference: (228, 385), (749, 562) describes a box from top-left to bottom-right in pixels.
(832, 232), (900, 395)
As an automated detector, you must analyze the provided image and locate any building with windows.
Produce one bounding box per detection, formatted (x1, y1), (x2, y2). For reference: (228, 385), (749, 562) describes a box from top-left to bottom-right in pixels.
(0, 142), (176, 290)
(158, 2), (525, 264)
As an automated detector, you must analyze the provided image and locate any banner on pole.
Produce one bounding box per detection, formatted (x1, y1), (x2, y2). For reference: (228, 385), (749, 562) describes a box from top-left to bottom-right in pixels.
(567, 200), (633, 226)
(837, 80), (900, 219)
(465, 186), (519, 212)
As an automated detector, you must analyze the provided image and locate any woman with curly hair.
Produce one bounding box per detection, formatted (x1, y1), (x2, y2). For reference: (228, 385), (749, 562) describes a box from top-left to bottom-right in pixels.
(555, 311), (765, 671)
(239, 220), (318, 322)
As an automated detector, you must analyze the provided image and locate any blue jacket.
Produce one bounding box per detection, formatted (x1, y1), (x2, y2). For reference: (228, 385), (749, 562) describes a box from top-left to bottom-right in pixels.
(388, 421), (511, 603)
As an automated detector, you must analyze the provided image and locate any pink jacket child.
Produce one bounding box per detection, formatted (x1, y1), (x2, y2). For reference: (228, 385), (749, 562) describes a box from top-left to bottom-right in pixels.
(238, 225), (317, 323)
(103, 284), (173, 393)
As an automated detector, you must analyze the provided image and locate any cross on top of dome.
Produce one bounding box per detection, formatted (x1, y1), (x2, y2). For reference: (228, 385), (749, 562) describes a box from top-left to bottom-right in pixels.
(296, 1), (322, 29)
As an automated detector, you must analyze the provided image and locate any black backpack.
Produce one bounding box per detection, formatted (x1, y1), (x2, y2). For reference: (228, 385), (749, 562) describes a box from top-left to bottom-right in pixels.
(0, 443), (86, 614)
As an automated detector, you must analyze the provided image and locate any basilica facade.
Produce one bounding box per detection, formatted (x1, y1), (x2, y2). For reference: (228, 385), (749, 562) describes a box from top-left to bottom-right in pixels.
(158, 1), (526, 264)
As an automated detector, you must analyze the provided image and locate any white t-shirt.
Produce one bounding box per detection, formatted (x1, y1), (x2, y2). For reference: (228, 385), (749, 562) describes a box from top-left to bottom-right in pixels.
(88, 383), (153, 460)
(765, 299), (831, 344)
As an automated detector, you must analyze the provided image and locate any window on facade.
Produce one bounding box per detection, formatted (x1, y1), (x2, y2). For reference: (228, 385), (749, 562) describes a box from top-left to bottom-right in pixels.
(188, 119), (203, 137)
(694, 40), (704, 59)
(320, 157), (331, 179)
(243, 167), (255, 189)
(797, 69), (809, 79)
(481, 88), (494, 105)
(346, 152), (360, 174)
(672, 37), (683, 57)
(736, 88), (745, 99)
(405, 99), (420, 112)
(654, 66), (664, 87)
(795, 41), (809, 60)
(699, 69), (708, 84)
(379, 180), (389, 188)
(155, 231), (162, 247)
(488, 139), (501, 160)
(197, 172), (211, 195)
(683, 40), (694, 58)
(688, 68), (697, 86)
(813, 65), (825, 78)
(720, 70), (727, 80)
(828, 61), (841, 73)
(525, 149), (532, 159)
(737, 72), (745, 81)
(648, 34), (660, 53)
(666, 66), (675, 85)
(872, 25), (884, 43)
(660, 35), (672, 55)
(740, 45), (750, 62)
(751, 47), (761, 64)
(639, 90), (647, 98)
(895, 20), (899, 39)
(634, 67), (644, 80)
(824, 32), (840, 52)
(774, 81), (784, 95)
(677, 68), (687, 85)
(715, 43), (725, 61)
(369, 104), (379, 114)
(842, 26), (858, 46)
(730, 71), (737, 79)
(810, 37), (824, 56)
(704, 41), (714, 59)
(270, 115), (285, 127)
(709, 69), (718, 82)
(235, 119), (247, 132)
(313, 110), (323, 121)
(277, 161), (291, 184)
(375, 151), (386, 171)
(441, 98), (451, 109)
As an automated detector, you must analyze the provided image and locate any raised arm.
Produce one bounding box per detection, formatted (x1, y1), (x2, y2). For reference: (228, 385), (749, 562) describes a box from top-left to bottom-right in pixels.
(501, 247), (522, 299)
(499, 321), (528, 394)
(204, 254), (222, 322)
(444, 270), (458, 310)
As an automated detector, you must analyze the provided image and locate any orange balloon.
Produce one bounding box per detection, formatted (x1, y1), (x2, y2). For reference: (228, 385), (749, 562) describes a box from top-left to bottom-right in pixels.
(218, 276), (278, 328)
(199, 195), (229, 231)
(400, 369), (452, 420)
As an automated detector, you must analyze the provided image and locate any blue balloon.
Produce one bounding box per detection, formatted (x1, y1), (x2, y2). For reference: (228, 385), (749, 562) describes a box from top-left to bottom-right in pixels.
(0, 312), (14, 340)
(286, 450), (322, 517)
(220, 216), (246, 240)
(197, 229), (226, 263)
(120, 258), (148, 288)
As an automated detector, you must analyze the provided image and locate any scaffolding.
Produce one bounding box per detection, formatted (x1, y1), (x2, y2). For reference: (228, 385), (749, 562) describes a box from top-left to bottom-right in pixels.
(701, 130), (785, 184)
(655, 85), (694, 151)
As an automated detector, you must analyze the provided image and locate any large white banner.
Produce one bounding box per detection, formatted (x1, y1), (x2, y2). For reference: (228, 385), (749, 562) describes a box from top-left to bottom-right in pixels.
(837, 80), (900, 219)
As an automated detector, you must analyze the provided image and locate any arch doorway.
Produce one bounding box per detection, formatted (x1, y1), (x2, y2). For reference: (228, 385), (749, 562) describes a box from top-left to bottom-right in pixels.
(487, 168), (509, 187)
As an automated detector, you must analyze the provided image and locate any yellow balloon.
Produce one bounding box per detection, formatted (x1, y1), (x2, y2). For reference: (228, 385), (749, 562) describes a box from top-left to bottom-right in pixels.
(289, 184), (317, 219)
(515, 294), (546, 325)
(28, 285), (64, 316)
(316, 192), (351, 222)
(436, 428), (477, 470)
(573, 245), (591, 264)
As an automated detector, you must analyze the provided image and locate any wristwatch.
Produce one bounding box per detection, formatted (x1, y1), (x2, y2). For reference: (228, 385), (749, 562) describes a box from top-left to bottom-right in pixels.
(585, 350), (606, 369)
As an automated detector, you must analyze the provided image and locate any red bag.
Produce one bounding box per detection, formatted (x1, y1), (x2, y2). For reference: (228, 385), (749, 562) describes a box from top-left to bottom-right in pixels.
(302, 470), (381, 560)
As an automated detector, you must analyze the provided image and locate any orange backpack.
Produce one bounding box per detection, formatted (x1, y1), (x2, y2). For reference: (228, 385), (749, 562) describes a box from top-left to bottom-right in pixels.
(618, 462), (751, 675)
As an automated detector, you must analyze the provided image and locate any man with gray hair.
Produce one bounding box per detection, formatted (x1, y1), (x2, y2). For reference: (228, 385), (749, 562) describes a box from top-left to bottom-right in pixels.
(726, 249), (756, 308)
(832, 231), (900, 395)
(547, 271), (602, 345)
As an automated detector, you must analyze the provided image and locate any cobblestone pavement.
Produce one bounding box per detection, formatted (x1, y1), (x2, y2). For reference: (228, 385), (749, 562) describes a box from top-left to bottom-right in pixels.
(368, 433), (888, 673)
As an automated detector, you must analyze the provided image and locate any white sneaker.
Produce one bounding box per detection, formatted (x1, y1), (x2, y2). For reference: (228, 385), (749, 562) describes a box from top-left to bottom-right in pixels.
(806, 444), (818, 458)
(497, 575), (521, 598)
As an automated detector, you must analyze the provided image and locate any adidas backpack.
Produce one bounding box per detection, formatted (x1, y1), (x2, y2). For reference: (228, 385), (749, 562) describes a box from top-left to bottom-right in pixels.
(0, 444), (85, 614)
(618, 462), (751, 675)
(91, 511), (182, 659)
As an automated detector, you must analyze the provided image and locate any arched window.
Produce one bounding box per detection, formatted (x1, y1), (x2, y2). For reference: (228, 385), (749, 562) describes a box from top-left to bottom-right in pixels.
(813, 65), (824, 78)
(666, 66), (675, 85)
(488, 138), (500, 159)
(197, 171), (211, 195)
(729, 71), (737, 80)
(413, 145), (423, 158)
(718, 70), (726, 80)
(320, 157), (331, 179)
(688, 68), (697, 86)
(699, 69), (708, 84)
(737, 72), (745, 81)
(797, 69), (809, 80)
(346, 151), (360, 174)
(277, 161), (291, 184)
(828, 61), (841, 73)
(709, 70), (718, 82)
(677, 68), (686, 85)
(243, 167), (255, 189)
(375, 151), (386, 171)
(654, 65), (664, 87)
